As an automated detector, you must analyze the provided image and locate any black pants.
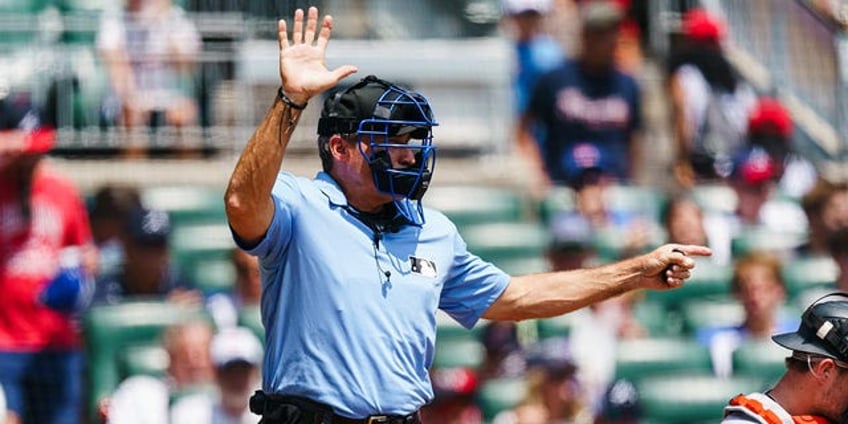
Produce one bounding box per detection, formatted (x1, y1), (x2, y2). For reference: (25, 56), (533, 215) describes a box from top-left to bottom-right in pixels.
(250, 392), (421, 424)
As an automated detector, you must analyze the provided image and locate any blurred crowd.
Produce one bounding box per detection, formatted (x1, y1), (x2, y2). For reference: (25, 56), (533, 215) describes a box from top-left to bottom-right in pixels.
(1, 0), (847, 423)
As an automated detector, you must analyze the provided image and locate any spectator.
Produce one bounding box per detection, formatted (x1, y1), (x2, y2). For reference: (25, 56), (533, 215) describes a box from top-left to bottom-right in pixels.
(746, 97), (817, 199)
(0, 92), (97, 424)
(827, 227), (848, 291)
(547, 211), (596, 272)
(570, 291), (647, 410)
(93, 207), (199, 305)
(106, 320), (215, 424)
(494, 338), (591, 424)
(501, 0), (564, 118)
(728, 147), (807, 236)
(662, 194), (732, 265)
(96, 0), (202, 156)
(206, 249), (262, 330)
(170, 327), (263, 424)
(419, 367), (482, 424)
(697, 251), (798, 377)
(800, 179), (848, 257)
(479, 321), (527, 382)
(517, 0), (642, 190)
(556, 142), (656, 260)
(88, 185), (142, 278)
(668, 8), (756, 186)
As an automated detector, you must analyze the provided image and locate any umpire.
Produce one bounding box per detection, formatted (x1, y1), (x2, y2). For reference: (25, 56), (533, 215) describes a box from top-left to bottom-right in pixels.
(224, 7), (710, 424)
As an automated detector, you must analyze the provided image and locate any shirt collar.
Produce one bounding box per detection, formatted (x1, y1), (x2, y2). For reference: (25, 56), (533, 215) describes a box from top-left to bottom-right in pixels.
(315, 171), (349, 207)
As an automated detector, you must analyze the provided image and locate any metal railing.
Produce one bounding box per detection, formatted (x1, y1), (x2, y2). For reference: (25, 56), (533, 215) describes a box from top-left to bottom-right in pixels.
(650, 0), (848, 179)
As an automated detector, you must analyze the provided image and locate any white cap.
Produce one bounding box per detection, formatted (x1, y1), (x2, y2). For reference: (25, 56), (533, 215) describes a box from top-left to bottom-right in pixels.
(210, 327), (263, 367)
(502, 0), (553, 15)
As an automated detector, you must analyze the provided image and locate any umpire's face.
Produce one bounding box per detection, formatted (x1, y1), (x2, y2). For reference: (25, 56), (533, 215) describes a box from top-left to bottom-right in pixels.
(328, 133), (416, 211)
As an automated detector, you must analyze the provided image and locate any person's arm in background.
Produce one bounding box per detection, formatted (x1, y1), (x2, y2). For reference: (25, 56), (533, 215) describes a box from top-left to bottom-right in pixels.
(669, 74), (695, 188)
(515, 113), (552, 193)
(224, 7), (356, 245)
(483, 244), (711, 321)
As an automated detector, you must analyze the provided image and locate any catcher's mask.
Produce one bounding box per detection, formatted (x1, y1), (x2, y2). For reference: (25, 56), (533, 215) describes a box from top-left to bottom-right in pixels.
(318, 75), (437, 226)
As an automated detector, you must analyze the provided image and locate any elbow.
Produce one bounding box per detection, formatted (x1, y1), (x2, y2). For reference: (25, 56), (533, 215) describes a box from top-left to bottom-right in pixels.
(224, 188), (251, 222)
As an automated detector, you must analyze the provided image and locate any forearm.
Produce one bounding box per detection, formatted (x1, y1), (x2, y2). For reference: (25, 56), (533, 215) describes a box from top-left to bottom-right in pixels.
(225, 95), (302, 243)
(484, 255), (644, 321)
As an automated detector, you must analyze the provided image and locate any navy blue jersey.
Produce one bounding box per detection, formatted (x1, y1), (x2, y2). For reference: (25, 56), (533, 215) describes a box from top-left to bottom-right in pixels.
(528, 59), (641, 182)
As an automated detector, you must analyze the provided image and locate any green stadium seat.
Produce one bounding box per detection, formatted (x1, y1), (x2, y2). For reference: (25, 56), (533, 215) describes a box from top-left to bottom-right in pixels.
(536, 311), (582, 339)
(604, 184), (668, 223)
(475, 377), (528, 422)
(637, 374), (764, 423)
(731, 226), (806, 257)
(117, 344), (169, 380)
(732, 339), (790, 385)
(459, 222), (550, 265)
(680, 298), (744, 335)
(632, 299), (674, 336)
(614, 337), (712, 382)
(493, 255), (550, 276)
(82, 301), (210, 422)
(0, 0), (50, 47)
(435, 311), (482, 342)
(426, 185), (524, 229)
(645, 259), (733, 310)
(169, 221), (236, 291)
(142, 186), (227, 226)
(782, 255), (839, 298)
(188, 255), (235, 295)
(432, 338), (485, 369)
(691, 184), (738, 214)
(537, 186), (576, 224)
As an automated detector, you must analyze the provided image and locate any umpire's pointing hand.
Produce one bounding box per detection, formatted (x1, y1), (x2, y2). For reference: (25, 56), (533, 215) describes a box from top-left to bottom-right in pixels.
(637, 244), (712, 291)
(278, 7), (357, 105)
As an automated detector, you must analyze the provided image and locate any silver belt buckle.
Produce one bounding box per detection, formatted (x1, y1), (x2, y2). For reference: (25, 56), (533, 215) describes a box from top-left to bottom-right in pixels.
(366, 416), (389, 424)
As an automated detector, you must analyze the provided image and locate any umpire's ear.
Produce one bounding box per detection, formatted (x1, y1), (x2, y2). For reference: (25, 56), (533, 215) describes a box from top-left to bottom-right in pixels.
(328, 134), (355, 162)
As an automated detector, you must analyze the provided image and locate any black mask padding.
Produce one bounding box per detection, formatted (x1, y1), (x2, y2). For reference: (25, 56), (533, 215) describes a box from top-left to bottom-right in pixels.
(369, 150), (432, 201)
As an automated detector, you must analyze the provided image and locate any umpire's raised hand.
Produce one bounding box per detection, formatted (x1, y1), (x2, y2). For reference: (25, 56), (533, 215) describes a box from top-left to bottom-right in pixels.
(278, 7), (357, 106)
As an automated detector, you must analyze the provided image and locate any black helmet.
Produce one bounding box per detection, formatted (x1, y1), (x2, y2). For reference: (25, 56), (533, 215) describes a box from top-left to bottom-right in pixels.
(772, 292), (848, 362)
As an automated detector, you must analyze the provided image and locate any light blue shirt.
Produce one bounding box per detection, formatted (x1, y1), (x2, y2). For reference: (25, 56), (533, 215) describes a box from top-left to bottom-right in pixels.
(235, 172), (510, 418)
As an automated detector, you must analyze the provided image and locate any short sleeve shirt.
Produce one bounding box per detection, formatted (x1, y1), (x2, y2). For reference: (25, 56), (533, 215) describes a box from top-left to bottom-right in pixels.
(528, 59), (641, 181)
(235, 172), (510, 418)
(0, 164), (92, 351)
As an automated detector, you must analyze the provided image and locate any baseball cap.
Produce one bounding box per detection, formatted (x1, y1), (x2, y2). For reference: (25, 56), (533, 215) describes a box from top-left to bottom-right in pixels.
(549, 212), (593, 251)
(210, 327), (264, 368)
(317, 75), (435, 139)
(748, 97), (793, 137)
(580, 0), (624, 31)
(0, 92), (55, 154)
(126, 207), (171, 246)
(772, 292), (848, 362)
(526, 337), (577, 378)
(732, 147), (777, 186)
(682, 8), (725, 42)
(502, 0), (553, 15)
(430, 367), (478, 398)
(561, 141), (611, 188)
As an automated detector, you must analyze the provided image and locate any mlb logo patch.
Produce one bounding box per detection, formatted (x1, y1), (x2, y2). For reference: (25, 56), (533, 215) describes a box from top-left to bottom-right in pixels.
(410, 256), (438, 278)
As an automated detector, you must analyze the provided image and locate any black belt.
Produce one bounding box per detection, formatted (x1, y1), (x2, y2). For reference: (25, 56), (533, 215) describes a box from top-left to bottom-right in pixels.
(249, 391), (421, 424)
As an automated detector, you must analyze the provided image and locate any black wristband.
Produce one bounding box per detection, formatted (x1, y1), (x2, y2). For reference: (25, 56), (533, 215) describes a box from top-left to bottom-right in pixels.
(278, 87), (307, 110)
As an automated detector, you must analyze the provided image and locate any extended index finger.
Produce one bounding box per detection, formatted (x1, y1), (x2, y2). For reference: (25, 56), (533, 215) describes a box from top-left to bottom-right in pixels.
(674, 244), (713, 258)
